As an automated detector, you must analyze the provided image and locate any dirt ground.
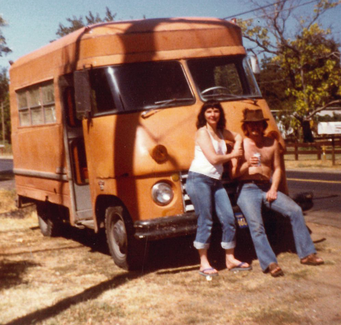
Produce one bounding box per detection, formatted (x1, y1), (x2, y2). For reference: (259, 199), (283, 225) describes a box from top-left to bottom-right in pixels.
(1, 195), (341, 325)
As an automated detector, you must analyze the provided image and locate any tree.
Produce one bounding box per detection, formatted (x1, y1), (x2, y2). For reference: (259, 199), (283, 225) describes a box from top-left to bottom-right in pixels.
(56, 7), (117, 37)
(257, 57), (297, 138)
(0, 15), (11, 143)
(0, 68), (10, 143)
(257, 57), (293, 110)
(0, 15), (11, 56)
(239, 0), (341, 141)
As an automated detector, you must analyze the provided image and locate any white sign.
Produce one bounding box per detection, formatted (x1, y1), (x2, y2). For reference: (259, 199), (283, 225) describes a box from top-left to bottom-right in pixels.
(318, 122), (341, 134)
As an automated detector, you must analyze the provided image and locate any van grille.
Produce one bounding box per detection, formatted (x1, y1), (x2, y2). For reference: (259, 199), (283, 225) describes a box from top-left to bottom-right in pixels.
(180, 172), (195, 213)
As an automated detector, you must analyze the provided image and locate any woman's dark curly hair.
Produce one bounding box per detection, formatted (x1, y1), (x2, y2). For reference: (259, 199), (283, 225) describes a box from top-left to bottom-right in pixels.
(196, 101), (226, 130)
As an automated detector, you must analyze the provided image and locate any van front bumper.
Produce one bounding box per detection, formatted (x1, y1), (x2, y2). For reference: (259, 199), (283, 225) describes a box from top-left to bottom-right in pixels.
(133, 213), (197, 240)
(133, 192), (314, 241)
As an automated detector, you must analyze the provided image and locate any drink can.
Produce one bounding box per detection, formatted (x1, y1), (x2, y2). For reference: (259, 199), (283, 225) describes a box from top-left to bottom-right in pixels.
(253, 152), (261, 166)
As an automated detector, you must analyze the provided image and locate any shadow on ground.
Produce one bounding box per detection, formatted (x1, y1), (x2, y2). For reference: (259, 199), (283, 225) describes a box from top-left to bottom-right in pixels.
(4, 271), (142, 325)
(0, 260), (41, 291)
(50, 214), (296, 274)
(1, 212), (299, 325)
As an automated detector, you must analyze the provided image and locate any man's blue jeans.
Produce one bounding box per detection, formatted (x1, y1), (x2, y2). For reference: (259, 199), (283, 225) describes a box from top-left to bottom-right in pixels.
(237, 182), (316, 271)
(186, 171), (236, 250)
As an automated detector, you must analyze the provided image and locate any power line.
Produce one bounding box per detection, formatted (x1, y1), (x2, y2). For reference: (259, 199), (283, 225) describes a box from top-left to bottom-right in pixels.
(222, 2), (280, 19)
(223, 1), (284, 19)
(223, 0), (341, 43)
(222, 0), (318, 20)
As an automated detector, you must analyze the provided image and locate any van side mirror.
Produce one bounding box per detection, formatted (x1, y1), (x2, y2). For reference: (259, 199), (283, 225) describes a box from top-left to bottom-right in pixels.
(248, 54), (261, 74)
(74, 70), (92, 119)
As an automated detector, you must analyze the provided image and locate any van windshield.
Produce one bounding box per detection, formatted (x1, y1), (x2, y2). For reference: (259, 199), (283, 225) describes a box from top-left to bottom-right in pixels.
(89, 61), (194, 114)
(187, 56), (261, 101)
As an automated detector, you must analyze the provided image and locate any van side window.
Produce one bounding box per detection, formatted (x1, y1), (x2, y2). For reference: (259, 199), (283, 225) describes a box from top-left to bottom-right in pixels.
(16, 81), (56, 126)
(89, 68), (119, 114)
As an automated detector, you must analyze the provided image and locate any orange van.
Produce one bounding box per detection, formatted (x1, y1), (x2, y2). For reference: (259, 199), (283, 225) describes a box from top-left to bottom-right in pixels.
(9, 17), (286, 270)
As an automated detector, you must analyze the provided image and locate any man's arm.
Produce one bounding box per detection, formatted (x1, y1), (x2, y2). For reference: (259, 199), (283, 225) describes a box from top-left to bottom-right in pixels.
(230, 138), (249, 179)
(266, 140), (281, 202)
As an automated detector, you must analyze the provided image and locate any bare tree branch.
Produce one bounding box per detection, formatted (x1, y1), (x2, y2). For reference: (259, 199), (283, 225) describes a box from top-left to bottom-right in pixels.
(307, 100), (341, 118)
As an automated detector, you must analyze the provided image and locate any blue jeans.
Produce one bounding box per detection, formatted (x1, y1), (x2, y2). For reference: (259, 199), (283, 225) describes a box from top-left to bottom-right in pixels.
(237, 183), (316, 271)
(186, 171), (236, 250)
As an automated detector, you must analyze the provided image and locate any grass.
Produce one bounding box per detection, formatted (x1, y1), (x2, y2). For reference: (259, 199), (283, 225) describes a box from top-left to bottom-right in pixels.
(245, 307), (304, 325)
(0, 189), (16, 213)
(284, 156), (341, 170)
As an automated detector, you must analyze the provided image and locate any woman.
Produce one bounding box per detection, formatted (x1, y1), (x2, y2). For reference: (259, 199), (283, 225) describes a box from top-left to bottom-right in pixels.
(186, 101), (251, 276)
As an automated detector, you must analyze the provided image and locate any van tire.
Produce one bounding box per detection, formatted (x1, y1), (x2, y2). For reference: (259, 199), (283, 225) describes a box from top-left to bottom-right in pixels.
(105, 206), (148, 271)
(36, 202), (61, 237)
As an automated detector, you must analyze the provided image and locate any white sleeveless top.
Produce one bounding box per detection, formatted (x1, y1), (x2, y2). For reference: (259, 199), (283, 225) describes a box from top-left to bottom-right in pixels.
(189, 129), (227, 180)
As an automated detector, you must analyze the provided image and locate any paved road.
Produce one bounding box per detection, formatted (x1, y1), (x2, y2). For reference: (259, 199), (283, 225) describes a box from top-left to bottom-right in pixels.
(1, 159), (340, 227)
(0, 158), (15, 190)
(0, 158), (13, 171)
(286, 169), (341, 229)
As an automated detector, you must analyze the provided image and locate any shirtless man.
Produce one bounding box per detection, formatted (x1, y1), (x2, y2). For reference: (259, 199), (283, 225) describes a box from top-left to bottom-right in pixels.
(231, 108), (324, 277)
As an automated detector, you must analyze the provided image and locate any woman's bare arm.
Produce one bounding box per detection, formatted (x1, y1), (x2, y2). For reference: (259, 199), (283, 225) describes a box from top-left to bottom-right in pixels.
(196, 128), (242, 165)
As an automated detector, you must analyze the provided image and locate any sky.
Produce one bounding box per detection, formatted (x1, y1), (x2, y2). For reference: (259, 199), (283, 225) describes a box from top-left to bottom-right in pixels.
(0, 0), (340, 69)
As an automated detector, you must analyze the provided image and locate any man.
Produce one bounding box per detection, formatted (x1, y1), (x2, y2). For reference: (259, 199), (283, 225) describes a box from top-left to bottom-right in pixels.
(231, 108), (323, 277)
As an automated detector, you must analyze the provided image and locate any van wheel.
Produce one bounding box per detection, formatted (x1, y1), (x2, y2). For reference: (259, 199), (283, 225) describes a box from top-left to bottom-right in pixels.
(36, 202), (61, 237)
(105, 206), (148, 271)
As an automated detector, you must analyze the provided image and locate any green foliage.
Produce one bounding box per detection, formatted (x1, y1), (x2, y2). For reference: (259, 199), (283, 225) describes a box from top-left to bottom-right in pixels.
(275, 23), (341, 116)
(0, 68), (10, 143)
(239, 0), (341, 138)
(56, 7), (117, 37)
(0, 67), (8, 99)
(257, 57), (294, 111)
(0, 15), (11, 143)
(0, 15), (12, 57)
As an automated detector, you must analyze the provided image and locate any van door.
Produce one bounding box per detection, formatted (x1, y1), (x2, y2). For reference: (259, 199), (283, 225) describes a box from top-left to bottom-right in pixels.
(62, 83), (93, 225)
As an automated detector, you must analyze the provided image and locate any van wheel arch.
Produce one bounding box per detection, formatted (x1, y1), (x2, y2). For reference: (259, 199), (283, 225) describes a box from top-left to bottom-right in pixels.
(104, 204), (148, 271)
(95, 195), (125, 229)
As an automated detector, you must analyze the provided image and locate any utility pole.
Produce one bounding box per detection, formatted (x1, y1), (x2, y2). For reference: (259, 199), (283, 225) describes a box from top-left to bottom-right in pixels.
(0, 101), (3, 155)
(1, 101), (4, 145)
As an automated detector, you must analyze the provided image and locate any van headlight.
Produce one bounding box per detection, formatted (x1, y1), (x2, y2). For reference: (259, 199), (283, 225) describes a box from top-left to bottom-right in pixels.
(152, 182), (174, 206)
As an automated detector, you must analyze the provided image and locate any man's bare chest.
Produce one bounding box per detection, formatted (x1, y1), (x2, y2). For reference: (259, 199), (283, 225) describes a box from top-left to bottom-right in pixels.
(244, 140), (275, 164)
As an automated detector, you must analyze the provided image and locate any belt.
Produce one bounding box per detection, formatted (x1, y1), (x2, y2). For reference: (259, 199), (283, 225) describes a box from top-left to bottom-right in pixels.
(241, 180), (270, 185)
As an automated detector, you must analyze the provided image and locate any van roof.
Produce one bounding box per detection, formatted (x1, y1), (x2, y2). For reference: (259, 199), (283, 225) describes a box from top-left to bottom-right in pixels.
(10, 17), (245, 86)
